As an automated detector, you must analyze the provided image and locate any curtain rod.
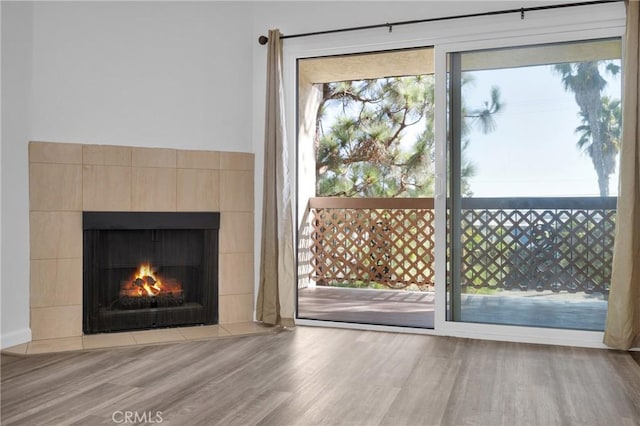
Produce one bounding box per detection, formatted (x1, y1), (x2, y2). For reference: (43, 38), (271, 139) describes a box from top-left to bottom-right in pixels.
(257, 0), (622, 45)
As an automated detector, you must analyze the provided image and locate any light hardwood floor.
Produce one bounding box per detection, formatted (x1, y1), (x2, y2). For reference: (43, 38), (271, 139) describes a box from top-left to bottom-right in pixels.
(2, 326), (640, 425)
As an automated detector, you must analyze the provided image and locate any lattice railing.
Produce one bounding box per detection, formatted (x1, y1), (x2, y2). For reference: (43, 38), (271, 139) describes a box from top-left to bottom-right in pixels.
(299, 197), (616, 294)
(297, 201), (314, 289)
(305, 198), (435, 289)
(459, 197), (616, 294)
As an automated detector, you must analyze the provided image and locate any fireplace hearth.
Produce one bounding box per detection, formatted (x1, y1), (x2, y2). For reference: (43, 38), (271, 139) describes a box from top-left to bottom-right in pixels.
(83, 212), (219, 334)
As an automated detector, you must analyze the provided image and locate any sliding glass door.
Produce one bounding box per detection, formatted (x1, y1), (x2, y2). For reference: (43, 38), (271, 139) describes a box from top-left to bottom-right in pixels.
(296, 48), (437, 328)
(447, 39), (622, 330)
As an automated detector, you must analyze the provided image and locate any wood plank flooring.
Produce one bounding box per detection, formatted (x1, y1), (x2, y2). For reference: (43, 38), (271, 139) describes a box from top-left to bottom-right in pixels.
(2, 326), (640, 426)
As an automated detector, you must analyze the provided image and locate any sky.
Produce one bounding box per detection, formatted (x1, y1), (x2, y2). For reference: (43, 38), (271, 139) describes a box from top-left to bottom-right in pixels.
(462, 63), (621, 198)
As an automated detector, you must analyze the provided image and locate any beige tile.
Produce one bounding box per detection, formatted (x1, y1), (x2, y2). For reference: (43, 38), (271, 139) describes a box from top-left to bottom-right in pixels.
(220, 152), (254, 171)
(30, 212), (82, 259)
(31, 305), (82, 340)
(219, 253), (254, 295)
(2, 343), (29, 355)
(27, 337), (83, 354)
(83, 165), (132, 211)
(83, 145), (131, 166)
(30, 258), (82, 308)
(177, 150), (220, 170)
(176, 169), (219, 211)
(221, 322), (275, 335)
(219, 294), (254, 324)
(177, 325), (230, 340)
(220, 171), (254, 212)
(130, 329), (185, 345)
(132, 147), (176, 168)
(29, 163), (82, 211)
(83, 333), (136, 350)
(219, 212), (254, 253)
(131, 168), (177, 211)
(29, 141), (82, 164)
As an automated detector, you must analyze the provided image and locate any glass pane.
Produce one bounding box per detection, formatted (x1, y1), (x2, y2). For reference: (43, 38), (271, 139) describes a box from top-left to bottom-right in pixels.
(447, 39), (621, 331)
(296, 48), (437, 328)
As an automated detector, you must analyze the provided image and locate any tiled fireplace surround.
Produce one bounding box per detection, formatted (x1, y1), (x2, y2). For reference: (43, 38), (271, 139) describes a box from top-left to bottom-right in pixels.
(28, 141), (255, 344)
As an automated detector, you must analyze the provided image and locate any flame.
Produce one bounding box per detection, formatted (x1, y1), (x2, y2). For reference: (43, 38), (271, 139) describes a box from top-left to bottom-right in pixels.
(135, 264), (163, 296)
(120, 263), (182, 299)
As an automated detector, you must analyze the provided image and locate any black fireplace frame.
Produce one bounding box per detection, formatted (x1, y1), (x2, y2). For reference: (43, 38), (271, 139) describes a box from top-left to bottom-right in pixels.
(83, 211), (220, 334)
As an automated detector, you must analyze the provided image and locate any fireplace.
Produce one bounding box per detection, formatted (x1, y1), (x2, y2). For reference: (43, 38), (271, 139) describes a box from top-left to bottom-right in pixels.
(83, 212), (219, 334)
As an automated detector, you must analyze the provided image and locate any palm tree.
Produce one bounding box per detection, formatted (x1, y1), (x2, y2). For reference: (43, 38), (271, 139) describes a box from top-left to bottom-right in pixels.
(554, 61), (620, 196)
(574, 96), (622, 194)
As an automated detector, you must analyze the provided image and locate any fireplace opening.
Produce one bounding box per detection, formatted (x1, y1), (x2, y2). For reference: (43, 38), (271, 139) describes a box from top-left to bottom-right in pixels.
(83, 212), (219, 334)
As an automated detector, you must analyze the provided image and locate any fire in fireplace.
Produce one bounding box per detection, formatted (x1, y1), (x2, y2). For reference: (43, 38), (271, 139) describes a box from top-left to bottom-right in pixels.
(83, 212), (219, 334)
(118, 263), (184, 309)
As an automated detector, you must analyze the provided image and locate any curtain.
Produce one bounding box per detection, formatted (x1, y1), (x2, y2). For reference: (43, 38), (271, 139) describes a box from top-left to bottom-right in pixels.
(256, 29), (296, 327)
(604, 0), (640, 350)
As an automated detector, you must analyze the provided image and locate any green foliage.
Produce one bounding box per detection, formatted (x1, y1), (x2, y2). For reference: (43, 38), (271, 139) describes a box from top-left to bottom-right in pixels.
(316, 76), (435, 198)
(315, 75), (502, 198)
(575, 96), (621, 180)
(326, 281), (389, 290)
(464, 85), (504, 134)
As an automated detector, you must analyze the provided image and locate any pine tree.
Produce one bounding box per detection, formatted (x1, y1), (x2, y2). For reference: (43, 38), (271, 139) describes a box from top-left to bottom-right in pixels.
(315, 75), (501, 197)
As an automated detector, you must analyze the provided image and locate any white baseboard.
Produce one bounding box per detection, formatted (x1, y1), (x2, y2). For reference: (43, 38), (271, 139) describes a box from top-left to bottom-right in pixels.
(1, 328), (32, 350)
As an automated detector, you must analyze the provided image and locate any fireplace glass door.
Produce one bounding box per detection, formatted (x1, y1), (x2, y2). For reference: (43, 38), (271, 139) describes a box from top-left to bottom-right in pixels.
(83, 212), (219, 334)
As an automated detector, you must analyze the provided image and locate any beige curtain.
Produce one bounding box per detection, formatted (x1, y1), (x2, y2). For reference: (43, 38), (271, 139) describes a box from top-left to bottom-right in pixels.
(256, 29), (296, 327)
(604, 0), (640, 350)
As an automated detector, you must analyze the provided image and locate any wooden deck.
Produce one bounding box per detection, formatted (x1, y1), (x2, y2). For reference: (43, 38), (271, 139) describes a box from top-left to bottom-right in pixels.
(298, 286), (607, 331)
(298, 287), (435, 328)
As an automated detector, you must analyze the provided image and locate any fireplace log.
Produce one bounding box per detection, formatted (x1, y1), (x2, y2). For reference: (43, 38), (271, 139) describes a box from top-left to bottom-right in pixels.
(117, 292), (185, 310)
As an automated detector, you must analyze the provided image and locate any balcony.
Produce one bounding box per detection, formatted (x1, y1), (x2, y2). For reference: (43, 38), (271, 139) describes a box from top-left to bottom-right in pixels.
(297, 196), (615, 330)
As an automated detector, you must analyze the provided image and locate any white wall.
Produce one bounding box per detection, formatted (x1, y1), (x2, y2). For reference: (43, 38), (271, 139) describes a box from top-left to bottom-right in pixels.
(30, 1), (254, 149)
(1, 1), (34, 348)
